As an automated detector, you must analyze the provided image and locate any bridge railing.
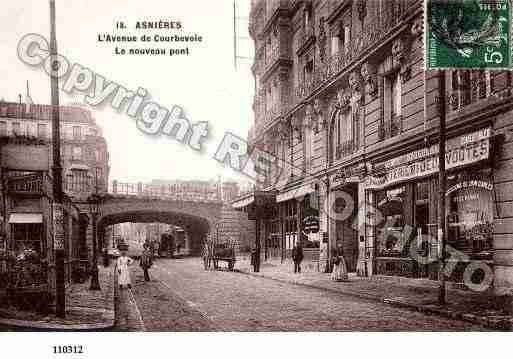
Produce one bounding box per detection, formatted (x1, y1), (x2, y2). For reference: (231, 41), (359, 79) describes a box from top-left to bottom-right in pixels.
(109, 181), (225, 203)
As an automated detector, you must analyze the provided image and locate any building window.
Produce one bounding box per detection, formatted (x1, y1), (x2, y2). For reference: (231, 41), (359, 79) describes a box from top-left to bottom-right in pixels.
(27, 123), (36, 137)
(332, 109), (356, 161)
(0, 121), (6, 137)
(37, 123), (47, 139)
(380, 71), (402, 140)
(303, 58), (314, 86)
(72, 146), (82, 161)
(449, 70), (492, 111)
(12, 122), (21, 136)
(72, 126), (81, 140)
(66, 169), (90, 192)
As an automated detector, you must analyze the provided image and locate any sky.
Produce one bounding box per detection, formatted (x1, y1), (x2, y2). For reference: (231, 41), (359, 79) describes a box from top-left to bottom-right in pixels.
(0, 0), (254, 184)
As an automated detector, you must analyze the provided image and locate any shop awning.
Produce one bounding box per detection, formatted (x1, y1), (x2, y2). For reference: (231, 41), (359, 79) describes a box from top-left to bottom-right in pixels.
(277, 183), (315, 203)
(232, 195), (255, 209)
(8, 213), (43, 224)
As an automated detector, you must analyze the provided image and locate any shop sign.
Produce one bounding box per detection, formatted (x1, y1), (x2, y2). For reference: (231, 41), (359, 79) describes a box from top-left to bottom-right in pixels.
(446, 180), (493, 196)
(52, 203), (65, 250)
(366, 129), (491, 190)
(302, 215), (320, 234)
(330, 166), (361, 188)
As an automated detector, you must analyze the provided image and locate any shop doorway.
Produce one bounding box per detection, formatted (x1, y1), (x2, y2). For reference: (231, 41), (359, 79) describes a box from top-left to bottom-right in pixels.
(333, 183), (359, 272)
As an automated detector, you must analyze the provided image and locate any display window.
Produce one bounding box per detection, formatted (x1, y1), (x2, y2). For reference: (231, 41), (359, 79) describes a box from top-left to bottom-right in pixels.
(446, 168), (493, 259)
(375, 185), (407, 256)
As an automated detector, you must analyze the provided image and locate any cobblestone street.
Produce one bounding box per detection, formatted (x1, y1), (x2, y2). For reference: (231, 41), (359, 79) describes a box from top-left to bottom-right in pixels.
(114, 258), (488, 331)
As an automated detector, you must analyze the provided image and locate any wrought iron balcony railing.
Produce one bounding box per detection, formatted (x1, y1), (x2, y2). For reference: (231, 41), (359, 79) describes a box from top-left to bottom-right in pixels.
(378, 115), (403, 142)
(335, 139), (357, 160)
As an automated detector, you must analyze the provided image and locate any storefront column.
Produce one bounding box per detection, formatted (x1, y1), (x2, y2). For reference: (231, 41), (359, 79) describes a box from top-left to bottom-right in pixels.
(319, 179), (329, 272)
(364, 188), (376, 277)
(327, 190), (337, 271)
(356, 181), (368, 277)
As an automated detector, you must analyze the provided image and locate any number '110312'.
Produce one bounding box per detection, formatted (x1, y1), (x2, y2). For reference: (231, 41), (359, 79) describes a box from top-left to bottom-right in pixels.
(53, 346), (84, 354)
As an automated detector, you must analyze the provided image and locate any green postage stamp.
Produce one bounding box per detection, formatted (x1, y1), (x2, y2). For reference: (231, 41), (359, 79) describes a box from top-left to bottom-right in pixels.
(426, 0), (512, 69)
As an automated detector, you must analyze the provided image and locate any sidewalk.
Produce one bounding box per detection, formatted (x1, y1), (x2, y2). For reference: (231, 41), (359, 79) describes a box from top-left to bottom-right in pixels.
(237, 258), (513, 331)
(0, 265), (115, 331)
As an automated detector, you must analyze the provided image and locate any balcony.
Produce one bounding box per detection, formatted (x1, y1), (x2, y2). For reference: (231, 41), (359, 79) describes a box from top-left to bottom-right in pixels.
(256, 106), (282, 128)
(378, 116), (403, 142)
(296, 25), (315, 56)
(7, 172), (44, 196)
(335, 139), (357, 160)
(289, 0), (421, 108)
(448, 71), (513, 114)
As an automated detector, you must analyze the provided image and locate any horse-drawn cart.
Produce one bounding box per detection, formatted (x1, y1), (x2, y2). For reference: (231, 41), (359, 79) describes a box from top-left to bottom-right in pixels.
(203, 240), (236, 271)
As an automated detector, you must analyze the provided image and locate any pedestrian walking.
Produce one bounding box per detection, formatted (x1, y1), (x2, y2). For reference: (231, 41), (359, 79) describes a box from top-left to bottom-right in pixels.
(331, 245), (348, 282)
(202, 242), (211, 270)
(292, 242), (303, 274)
(250, 248), (259, 272)
(116, 250), (134, 289)
(140, 244), (153, 282)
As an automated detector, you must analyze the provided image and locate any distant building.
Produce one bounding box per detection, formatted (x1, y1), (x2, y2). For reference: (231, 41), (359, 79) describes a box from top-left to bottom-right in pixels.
(0, 101), (110, 200)
(0, 101), (110, 274)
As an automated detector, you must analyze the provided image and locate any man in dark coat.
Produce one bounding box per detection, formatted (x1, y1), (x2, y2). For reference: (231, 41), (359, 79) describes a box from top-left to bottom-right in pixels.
(140, 244), (153, 282)
(292, 242), (303, 273)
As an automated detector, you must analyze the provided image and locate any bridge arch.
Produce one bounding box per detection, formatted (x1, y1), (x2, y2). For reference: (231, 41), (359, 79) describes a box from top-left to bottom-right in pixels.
(97, 195), (222, 255)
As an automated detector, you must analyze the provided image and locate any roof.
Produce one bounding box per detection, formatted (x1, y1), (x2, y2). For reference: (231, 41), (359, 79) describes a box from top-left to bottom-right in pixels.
(0, 102), (96, 125)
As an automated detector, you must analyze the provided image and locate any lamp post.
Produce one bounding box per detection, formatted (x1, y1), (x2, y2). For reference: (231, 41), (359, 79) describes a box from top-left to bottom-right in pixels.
(88, 192), (101, 291)
(49, 0), (66, 318)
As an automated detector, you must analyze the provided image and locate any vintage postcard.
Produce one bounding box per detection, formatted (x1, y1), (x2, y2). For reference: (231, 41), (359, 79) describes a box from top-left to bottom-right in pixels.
(0, 0), (512, 356)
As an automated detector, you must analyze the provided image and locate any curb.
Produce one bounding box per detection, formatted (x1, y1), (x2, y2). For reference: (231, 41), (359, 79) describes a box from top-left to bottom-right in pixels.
(238, 269), (511, 331)
(383, 298), (512, 331)
(0, 268), (116, 331)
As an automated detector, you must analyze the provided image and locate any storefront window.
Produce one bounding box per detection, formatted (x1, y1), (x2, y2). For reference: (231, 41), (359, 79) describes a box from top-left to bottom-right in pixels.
(301, 194), (320, 248)
(376, 185), (407, 257)
(446, 169), (493, 259)
(284, 200), (297, 250)
(12, 223), (44, 257)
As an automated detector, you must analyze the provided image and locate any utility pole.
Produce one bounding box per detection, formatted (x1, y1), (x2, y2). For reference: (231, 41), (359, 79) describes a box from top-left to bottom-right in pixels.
(49, 0), (66, 318)
(437, 69), (447, 306)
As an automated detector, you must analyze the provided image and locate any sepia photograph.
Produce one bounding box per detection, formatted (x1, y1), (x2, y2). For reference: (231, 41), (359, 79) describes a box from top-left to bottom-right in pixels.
(0, 1), (512, 349)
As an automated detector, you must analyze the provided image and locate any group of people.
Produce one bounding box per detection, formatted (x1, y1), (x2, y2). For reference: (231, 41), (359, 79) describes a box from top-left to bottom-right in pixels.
(116, 243), (154, 289)
(291, 242), (348, 282)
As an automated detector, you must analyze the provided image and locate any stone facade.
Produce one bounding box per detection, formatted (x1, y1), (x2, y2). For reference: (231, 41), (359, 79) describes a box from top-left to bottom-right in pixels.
(0, 101), (110, 269)
(238, 0), (513, 295)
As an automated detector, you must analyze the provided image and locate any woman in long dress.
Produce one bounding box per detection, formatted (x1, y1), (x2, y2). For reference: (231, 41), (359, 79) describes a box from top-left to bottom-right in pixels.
(116, 251), (134, 289)
(331, 247), (349, 282)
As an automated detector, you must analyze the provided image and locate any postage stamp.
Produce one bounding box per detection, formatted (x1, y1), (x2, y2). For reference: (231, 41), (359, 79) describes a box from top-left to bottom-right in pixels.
(426, 0), (512, 69)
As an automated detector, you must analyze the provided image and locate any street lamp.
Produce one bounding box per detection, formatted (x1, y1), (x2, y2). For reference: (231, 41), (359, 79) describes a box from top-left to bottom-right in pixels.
(88, 193), (101, 291)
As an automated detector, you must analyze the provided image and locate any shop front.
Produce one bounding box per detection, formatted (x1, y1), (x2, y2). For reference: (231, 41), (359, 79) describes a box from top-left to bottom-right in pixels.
(277, 183), (321, 270)
(365, 127), (493, 282)
(328, 167), (362, 273)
